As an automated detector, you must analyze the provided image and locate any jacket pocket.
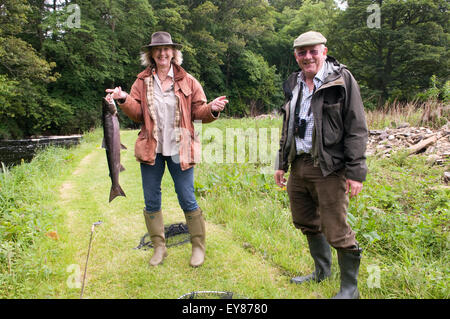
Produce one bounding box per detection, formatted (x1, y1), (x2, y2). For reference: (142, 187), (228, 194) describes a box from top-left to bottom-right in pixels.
(135, 134), (153, 162)
(322, 102), (344, 146)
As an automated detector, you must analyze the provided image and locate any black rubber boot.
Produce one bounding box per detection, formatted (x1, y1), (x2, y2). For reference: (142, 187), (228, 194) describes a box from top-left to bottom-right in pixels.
(332, 247), (363, 299)
(291, 233), (332, 284)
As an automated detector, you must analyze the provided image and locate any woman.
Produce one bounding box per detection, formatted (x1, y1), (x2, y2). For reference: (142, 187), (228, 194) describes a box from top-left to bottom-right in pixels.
(106, 31), (228, 267)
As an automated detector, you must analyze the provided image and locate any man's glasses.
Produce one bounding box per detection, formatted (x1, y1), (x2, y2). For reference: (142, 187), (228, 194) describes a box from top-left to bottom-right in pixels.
(295, 49), (320, 57)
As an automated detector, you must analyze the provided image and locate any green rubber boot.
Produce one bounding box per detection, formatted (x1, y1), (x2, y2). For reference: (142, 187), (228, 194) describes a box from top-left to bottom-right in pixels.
(143, 209), (168, 266)
(185, 208), (206, 267)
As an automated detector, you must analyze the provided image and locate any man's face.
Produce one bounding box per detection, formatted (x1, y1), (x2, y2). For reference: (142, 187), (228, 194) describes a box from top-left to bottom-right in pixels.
(294, 44), (328, 79)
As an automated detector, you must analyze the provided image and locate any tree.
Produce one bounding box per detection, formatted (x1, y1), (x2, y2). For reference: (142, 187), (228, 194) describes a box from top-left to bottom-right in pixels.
(0, 0), (60, 138)
(266, 0), (339, 80)
(2, 0), (447, 138)
(41, 0), (157, 132)
(331, 0), (450, 107)
(205, 0), (282, 115)
(231, 50), (282, 116)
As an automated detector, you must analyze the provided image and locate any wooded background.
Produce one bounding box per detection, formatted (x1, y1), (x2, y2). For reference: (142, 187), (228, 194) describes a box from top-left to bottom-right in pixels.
(0, 0), (448, 138)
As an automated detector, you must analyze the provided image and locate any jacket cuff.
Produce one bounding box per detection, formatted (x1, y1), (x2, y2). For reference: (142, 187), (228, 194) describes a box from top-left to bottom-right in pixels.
(211, 110), (220, 118)
(345, 169), (366, 183)
(117, 94), (128, 105)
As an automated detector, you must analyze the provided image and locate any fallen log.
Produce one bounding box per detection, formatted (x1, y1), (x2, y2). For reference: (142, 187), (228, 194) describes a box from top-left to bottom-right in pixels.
(408, 134), (437, 155)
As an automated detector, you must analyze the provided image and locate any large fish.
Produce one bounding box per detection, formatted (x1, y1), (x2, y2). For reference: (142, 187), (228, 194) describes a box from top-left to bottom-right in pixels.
(102, 94), (126, 202)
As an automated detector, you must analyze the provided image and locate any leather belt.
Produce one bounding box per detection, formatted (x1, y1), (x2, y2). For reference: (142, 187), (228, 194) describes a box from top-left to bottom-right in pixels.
(295, 153), (311, 159)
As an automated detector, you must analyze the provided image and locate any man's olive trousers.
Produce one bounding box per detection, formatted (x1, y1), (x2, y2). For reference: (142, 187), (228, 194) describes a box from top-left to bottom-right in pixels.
(287, 154), (357, 249)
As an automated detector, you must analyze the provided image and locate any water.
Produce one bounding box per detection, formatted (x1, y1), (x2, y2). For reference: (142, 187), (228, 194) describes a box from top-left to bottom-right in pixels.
(0, 135), (82, 167)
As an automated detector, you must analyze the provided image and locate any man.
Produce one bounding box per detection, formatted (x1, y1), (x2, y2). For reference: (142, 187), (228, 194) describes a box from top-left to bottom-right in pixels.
(274, 31), (368, 299)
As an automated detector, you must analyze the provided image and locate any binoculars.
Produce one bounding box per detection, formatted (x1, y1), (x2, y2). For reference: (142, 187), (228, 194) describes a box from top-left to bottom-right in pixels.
(294, 118), (307, 139)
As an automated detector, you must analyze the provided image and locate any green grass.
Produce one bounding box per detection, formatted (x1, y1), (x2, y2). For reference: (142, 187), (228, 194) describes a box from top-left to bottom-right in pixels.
(0, 129), (101, 297)
(195, 117), (449, 299)
(1, 116), (448, 299)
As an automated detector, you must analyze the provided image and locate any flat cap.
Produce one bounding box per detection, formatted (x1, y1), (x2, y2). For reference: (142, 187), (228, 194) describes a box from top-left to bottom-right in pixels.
(293, 31), (327, 48)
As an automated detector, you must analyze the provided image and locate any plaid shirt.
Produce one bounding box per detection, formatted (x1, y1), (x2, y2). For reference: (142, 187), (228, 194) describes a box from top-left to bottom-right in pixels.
(146, 66), (182, 155)
(152, 66), (180, 156)
(293, 63), (326, 154)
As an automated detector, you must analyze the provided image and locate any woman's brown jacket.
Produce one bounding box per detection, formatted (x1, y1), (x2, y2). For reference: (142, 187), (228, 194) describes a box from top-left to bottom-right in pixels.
(119, 63), (218, 170)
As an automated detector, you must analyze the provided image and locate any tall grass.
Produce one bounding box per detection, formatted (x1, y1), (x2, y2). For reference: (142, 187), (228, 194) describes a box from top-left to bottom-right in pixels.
(366, 99), (448, 129)
(0, 129), (102, 296)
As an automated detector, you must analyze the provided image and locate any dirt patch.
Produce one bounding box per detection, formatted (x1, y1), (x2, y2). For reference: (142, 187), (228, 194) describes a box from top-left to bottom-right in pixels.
(73, 152), (96, 175)
(59, 182), (74, 201)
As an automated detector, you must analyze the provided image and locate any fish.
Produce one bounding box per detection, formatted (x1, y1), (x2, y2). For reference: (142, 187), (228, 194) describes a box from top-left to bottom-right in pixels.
(102, 94), (126, 202)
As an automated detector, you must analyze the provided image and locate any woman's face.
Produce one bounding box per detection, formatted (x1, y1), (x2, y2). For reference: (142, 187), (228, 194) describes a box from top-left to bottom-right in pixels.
(151, 46), (174, 68)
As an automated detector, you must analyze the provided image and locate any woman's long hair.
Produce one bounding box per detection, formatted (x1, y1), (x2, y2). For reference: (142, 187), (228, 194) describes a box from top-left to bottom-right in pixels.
(140, 48), (183, 68)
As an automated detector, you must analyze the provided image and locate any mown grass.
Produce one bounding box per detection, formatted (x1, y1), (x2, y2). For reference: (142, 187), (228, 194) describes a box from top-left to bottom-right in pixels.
(1, 109), (448, 299)
(0, 127), (313, 299)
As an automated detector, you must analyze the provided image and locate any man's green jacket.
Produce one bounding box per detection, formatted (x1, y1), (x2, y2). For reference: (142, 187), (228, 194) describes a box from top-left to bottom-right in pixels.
(276, 56), (368, 182)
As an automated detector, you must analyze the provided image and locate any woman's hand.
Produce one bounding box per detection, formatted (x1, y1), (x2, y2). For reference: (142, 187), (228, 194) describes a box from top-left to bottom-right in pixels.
(105, 87), (128, 100)
(210, 96), (229, 112)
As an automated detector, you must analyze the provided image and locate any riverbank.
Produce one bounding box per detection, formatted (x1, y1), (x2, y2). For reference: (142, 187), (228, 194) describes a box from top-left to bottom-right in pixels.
(0, 135), (82, 166)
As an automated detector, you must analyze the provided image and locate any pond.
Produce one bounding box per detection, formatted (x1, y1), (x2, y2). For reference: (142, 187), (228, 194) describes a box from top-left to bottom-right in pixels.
(0, 135), (82, 167)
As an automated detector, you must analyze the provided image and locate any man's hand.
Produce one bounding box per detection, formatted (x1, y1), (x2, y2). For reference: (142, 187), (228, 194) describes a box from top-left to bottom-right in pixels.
(346, 179), (363, 198)
(274, 170), (287, 188)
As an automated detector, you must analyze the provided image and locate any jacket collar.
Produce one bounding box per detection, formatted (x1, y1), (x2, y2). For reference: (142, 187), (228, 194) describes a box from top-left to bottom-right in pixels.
(172, 64), (192, 96)
(322, 56), (345, 84)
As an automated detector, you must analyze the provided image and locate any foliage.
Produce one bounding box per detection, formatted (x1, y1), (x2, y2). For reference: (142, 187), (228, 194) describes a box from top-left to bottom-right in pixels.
(415, 75), (450, 103)
(0, 0), (61, 138)
(0, 0), (448, 137)
(331, 0), (449, 108)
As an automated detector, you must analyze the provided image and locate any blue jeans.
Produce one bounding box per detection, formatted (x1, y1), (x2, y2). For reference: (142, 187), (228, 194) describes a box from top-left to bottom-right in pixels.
(140, 153), (198, 213)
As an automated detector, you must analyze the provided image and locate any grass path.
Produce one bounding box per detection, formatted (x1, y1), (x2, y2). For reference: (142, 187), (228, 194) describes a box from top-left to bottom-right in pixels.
(47, 130), (320, 299)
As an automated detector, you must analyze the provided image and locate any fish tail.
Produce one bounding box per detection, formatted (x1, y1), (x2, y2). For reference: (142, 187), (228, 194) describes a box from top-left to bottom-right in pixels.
(109, 184), (126, 202)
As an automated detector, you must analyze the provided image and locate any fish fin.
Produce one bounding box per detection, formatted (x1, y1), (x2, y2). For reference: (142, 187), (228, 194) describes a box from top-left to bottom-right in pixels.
(109, 184), (126, 202)
(120, 164), (125, 172)
(102, 138), (106, 148)
(121, 143), (127, 150)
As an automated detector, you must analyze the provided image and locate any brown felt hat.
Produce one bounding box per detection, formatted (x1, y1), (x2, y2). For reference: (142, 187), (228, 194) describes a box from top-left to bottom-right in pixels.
(141, 31), (182, 51)
(293, 31), (327, 48)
